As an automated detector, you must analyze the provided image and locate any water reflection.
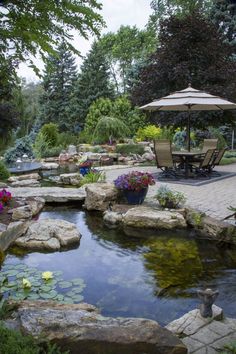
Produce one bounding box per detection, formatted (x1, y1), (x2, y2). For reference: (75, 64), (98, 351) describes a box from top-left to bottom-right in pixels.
(2, 206), (236, 326)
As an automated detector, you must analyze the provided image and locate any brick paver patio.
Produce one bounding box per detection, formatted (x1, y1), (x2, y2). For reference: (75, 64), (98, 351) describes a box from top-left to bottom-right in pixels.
(104, 163), (236, 222)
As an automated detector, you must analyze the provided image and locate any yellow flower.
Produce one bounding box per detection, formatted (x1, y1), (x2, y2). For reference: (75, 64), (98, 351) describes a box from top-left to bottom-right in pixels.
(42, 271), (53, 281)
(22, 278), (31, 289)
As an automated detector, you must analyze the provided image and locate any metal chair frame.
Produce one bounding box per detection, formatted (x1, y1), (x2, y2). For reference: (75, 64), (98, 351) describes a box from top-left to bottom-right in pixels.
(191, 149), (216, 178)
(153, 139), (179, 179)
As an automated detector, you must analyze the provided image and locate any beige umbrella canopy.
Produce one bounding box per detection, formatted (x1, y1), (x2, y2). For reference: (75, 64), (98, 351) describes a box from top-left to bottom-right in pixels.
(140, 85), (236, 151)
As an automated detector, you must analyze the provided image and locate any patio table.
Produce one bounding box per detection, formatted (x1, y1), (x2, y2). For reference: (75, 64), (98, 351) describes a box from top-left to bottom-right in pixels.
(172, 151), (204, 178)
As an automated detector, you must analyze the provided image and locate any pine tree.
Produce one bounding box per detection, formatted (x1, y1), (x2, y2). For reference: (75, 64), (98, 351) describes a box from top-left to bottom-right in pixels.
(74, 41), (114, 126)
(41, 42), (78, 131)
(210, 0), (236, 53)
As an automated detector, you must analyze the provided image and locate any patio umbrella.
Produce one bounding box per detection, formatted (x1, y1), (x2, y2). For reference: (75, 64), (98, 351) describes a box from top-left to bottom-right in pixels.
(140, 85), (236, 151)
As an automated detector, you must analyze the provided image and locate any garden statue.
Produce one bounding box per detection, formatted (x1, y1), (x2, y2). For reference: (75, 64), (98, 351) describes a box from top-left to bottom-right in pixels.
(197, 288), (219, 318)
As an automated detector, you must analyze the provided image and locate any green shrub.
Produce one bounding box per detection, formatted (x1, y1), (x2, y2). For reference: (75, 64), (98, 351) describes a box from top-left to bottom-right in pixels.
(33, 132), (50, 159)
(0, 322), (68, 354)
(57, 132), (79, 148)
(224, 151), (236, 159)
(4, 135), (34, 165)
(155, 185), (186, 209)
(80, 170), (106, 185)
(209, 127), (227, 149)
(115, 144), (145, 155)
(136, 125), (162, 141)
(77, 130), (93, 144)
(93, 116), (129, 144)
(40, 123), (59, 147)
(41, 146), (63, 158)
(0, 161), (10, 181)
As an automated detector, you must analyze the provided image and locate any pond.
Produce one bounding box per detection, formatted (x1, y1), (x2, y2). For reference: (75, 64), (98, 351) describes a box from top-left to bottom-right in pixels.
(2, 205), (236, 326)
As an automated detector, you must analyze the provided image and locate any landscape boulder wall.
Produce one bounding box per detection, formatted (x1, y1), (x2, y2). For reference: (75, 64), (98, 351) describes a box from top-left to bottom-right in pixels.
(123, 207), (187, 233)
(14, 218), (81, 251)
(84, 183), (119, 211)
(7, 300), (187, 354)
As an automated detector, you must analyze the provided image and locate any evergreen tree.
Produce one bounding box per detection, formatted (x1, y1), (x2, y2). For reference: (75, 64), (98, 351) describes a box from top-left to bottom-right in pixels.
(41, 42), (78, 131)
(210, 0), (236, 53)
(74, 41), (114, 127)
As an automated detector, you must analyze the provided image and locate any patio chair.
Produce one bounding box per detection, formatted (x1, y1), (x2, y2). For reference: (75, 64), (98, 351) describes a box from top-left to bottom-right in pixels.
(190, 149), (216, 178)
(154, 140), (179, 179)
(209, 147), (226, 176)
(202, 139), (218, 153)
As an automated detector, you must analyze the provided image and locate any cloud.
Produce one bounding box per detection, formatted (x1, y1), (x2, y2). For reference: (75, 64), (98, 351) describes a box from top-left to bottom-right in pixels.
(17, 0), (151, 81)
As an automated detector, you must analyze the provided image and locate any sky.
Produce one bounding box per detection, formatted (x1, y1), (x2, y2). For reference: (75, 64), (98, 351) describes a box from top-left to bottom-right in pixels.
(18, 0), (152, 82)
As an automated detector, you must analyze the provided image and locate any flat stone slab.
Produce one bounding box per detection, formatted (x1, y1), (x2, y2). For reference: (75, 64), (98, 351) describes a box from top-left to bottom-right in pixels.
(6, 300), (187, 354)
(123, 206), (187, 230)
(14, 218), (81, 251)
(9, 187), (86, 203)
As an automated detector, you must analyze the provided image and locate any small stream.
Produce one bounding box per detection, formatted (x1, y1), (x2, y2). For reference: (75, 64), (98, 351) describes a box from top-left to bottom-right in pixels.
(2, 205), (236, 326)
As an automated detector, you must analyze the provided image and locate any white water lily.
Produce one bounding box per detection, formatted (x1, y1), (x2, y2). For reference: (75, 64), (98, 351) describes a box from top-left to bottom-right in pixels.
(42, 271), (53, 281)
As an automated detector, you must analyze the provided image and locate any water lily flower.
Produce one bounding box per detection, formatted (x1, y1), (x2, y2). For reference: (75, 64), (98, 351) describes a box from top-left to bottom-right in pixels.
(22, 278), (31, 289)
(42, 271), (53, 281)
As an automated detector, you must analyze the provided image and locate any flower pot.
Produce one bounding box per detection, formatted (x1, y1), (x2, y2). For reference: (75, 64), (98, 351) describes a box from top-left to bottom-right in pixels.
(123, 188), (148, 205)
(79, 166), (91, 176)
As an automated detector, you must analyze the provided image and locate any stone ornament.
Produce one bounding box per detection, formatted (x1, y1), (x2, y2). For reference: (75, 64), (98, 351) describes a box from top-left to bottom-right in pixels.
(197, 288), (219, 318)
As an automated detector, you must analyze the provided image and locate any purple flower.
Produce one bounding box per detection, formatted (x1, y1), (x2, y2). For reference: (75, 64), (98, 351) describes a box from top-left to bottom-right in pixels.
(114, 171), (155, 191)
(0, 202), (3, 212)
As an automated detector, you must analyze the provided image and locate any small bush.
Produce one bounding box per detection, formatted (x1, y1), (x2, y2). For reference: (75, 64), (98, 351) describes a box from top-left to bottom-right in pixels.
(0, 161), (10, 181)
(41, 146), (63, 158)
(40, 123), (59, 147)
(155, 185), (186, 209)
(33, 132), (50, 159)
(57, 132), (79, 148)
(4, 135), (34, 165)
(224, 151), (236, 159)
(136, 125), (162, 141)
(80, 170), (106, 185)
(77, 130), (92, 144)
(115, 144), (145, 155)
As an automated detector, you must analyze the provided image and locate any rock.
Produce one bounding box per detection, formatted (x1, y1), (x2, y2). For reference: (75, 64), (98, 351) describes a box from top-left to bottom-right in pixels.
(10, 179), (40, 187)
(59, 173), (82, 186)
(0, 223), (7, 232)
(14, 218), (81, 251)
(44, 157), (59, 162)
(144, 146), (153, 153)
(166, 305), (223, 336)
(77, 144), (93, 152)
(26, 197), (45, 216)
(0, 182), (8, 188)
(41, 162), (59, 170)
(8, 300), (187, 354)
(200, 216), (236, 244)
(0, 221), (29, 251)
(8, 173), (41, 182)
(84, 183), (119, 211)
(12, 205), (32, 221)
(142, 152), (155, 161)
(103, 210), (123, 228)
(59, 152), (71, 161)
(67, 145), (77, 155)
(123, 207), (187, 232)
(9, 186), (86, 203)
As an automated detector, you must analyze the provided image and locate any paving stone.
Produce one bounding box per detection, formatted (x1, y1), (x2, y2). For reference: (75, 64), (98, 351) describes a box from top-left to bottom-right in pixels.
(207, 320), (234, 336)
(223, 317), (236, 331)
(182, 337), (205, 353)
(210, 332), (236, 350)
(192, 347), (208, 354)
(191, 326), (225, 345)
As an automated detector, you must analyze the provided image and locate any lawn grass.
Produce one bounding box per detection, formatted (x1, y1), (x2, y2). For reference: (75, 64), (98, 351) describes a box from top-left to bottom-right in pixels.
(220, 157), (236, 165)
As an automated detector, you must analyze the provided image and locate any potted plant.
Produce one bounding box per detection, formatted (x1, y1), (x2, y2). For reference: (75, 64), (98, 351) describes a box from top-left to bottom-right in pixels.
(155, 185), (186, 209)
(78, 157), (93, 176)
(114, 171), (155, 205)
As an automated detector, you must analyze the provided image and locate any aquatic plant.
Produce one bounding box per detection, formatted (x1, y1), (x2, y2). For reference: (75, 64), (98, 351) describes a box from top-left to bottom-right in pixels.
(0, 264), (86, 304)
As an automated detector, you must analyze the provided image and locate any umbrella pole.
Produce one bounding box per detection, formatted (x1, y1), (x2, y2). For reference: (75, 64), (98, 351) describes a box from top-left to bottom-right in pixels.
(187, 108), (191, 152)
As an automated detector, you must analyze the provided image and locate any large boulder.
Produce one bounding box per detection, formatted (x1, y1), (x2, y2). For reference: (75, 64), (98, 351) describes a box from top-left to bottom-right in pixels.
(84, 183), (119, 211)
(7, 300), (187, 354)
(58, 173), (82, 186)
(41, 162), (59, 170)
(8, 173), (41, 182)
(123, 207), (187, 232)
(11, 205), (32, 221)
(14, 218), (81, 251)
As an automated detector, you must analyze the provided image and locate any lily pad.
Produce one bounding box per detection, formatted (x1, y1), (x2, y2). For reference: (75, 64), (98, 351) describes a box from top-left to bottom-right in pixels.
(70, 287), (84, 294)
(27, 293), (40, 300)
(62, 297), (74, 304)
(4, 270), (19, 277)
(56, 294), (64, 301)
(69, 294), (84, 302)
(71, 278), (85, 286)
(58, 281), (72, 289)
(40, 285), (54, 293)
(39, 290), (58, 299)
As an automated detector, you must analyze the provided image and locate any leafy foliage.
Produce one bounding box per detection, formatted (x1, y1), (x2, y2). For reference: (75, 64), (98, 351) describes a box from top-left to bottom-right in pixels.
(84, 97), (113, 134)
(74, 41), (114, 125)
(0, 161), (10, 181)
(40, 124), (59, 147)
(132, 12), (236, 128)
(4, 136), (34, 165)
(115, 144), (145, 155)
(80, 170), (106, 185)
(93, 116), (129, 144)
(136, 125), (162, 141)
(0, 0), (104, 74)
(99, 25), (156, 94)
(155, 185), (186, 209)
(220, 341), (236, 354)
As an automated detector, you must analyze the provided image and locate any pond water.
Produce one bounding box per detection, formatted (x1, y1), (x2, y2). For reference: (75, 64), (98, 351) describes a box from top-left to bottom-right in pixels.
(2, 206), (236, 326)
